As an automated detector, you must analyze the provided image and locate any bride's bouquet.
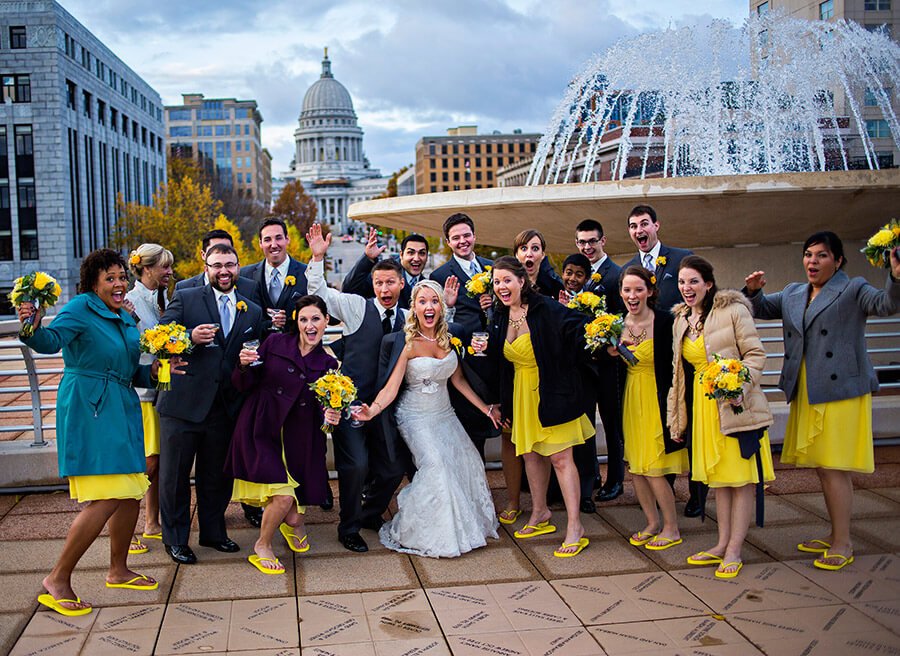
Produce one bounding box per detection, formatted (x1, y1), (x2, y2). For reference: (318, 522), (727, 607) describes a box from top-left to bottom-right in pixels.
(310, 369), (357, 434)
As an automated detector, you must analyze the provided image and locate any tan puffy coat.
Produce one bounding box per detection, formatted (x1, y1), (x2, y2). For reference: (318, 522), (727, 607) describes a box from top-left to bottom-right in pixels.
(667, 289), (773, 438)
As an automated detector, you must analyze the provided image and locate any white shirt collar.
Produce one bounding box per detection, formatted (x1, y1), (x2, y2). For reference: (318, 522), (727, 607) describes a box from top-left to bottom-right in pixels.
(212, 287), (237, 306)
(591, 254), (608, 272)
(453, 254), (479, 274)
(638, 242), (662, 267)
(376, 302), (400, 323)
(265, 257), (291, 284)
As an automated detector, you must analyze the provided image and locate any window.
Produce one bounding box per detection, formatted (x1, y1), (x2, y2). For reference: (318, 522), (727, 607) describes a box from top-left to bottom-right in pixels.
(865, 23), (893, 36)
(474, 144), (481, 154)
(430, 186), (437, 193)
(441, 145), (447, 155)
(486, 144), (492, 154)
(475, 157), (481, 167)
(486, 157), (492, 167)
(133, 121), (139, 141)
(9, 26), (26, 49)
(0, 126), (6, 178)
(244, 125), (249, 135)
(110, 107), (117, 130)
(66, 80), (77, 109)
(235, 141), (241, 151)
(463, 144), (469, 154)
(487, 171), (493, 181)
(430, 172), (436, 182)
(453, 158), (459, 168)
(757, 1), (769, 14)
(866, 119), (891, 138)
(442, 158), (448, 167)
(820, 0), (833, 19)
(0, 183), (10, 261)
(475, 171), (482, 181)
(2, 75), (30, 103)
(442, 172), (448, 182)
(168, 109), (191, 121)
(121, 114), (128, 136)
(452, 145), (458, 154)
(865, 0), (891, 9)
(429, 145), (435, 155)
(453, 172), (459, 181)
(200, 100), (225, 120)
(215, 125), (229, 136)
(83, 90), (92, 118)
(141, 127), (147, 146)
(17, 181), (37, 259)
(865, 88), (892, 106)
(97, 100), (105, 125)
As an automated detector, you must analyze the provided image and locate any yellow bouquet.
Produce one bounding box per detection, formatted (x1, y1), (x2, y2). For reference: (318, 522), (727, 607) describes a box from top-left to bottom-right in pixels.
(584, 312), (625, 351)
(567, 291), (607, 317)
(861, 219), (900, 269)
(465, 266), (493, 298)
(309, 369), (358, 434)
(140, 323), (192, 390)
(9, 271), (63, 338)
(700, 353), (751, 414)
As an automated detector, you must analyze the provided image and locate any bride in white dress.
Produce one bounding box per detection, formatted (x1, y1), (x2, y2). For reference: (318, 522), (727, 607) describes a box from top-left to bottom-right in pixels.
(355, 280), (501, 558)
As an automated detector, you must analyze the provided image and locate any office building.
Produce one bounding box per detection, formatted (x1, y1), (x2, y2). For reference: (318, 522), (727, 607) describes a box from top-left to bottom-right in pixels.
(0, 0), (165, 305)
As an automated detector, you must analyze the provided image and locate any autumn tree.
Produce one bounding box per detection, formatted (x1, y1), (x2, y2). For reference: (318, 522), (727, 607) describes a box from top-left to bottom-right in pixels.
(270, 179), (317, 236)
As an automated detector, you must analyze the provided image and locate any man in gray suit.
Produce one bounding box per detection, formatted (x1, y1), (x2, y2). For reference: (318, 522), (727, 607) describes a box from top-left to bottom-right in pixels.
(157, 243), (264, 564)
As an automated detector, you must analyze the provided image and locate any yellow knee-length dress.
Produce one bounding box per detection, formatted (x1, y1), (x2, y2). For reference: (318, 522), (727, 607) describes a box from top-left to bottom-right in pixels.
(683, 336), (775, 488)
(503, 334), (593, 457)
(623, 339), (689, 477)
(140, 402), (160, 458)
(232, 433), (304, 512)
(69, 474), (150, 503)
(782, 359), (873, 473)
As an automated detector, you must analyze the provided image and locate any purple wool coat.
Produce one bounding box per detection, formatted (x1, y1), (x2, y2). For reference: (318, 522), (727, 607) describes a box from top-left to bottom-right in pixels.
(224, 333), (337, 505)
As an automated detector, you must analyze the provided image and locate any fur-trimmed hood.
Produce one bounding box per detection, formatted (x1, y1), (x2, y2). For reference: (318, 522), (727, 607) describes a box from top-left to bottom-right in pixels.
(671, 288), (751, 319)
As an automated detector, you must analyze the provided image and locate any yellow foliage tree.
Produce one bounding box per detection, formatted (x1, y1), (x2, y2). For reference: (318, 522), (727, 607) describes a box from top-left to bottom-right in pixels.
(248, 222), (312, 265)
(176, 214), (258, 279)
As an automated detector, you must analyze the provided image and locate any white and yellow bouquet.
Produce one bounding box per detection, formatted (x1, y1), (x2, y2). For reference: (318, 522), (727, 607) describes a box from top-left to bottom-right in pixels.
(140, 323), (192, 390)
(861, 219), (900, 269)
(567, 291), (607, 317)
(9, 271), (62, 338)
(465, 266), (493, 299)
(700, 354), (751, 414)
(309, 369), (357, 434)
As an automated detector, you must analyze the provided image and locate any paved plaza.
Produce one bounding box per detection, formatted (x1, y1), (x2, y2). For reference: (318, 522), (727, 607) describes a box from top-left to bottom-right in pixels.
(1, 451), (899, 656)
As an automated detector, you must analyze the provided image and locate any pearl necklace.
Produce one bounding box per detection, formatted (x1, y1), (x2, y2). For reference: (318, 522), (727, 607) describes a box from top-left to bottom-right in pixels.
(417, 331), (437, 342)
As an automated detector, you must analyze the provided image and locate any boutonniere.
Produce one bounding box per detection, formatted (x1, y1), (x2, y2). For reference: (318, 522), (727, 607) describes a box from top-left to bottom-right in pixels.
(450, 335), (466, 358)
(650, 275), (657, 285)
(236, 301), (248, 312)
(591, 272), (602, 283)
(656, 256), (667, 267)
(285, 275), (296, 286)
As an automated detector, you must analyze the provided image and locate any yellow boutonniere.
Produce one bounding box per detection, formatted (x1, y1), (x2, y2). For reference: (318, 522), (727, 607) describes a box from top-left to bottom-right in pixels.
(129, 252), (141, 265)
(285, 275), (296, 286)
(467, 346), (475, 355)
(650, 275), (657, 285)
(591, 272), (602, 283)
(656, 256), (667, 267)
(236, 301), (248, 312)
(450, 336), (462, 347)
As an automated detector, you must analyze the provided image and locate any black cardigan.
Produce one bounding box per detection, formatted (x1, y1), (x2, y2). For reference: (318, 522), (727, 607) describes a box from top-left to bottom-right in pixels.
(486, 293), (592, 428)
(611, 309), (684, 454)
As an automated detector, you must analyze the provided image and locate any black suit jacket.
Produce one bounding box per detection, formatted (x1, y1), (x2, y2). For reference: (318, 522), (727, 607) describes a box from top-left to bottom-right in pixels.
(624, 244), (693, 312)
(343, 253), (415, 309)
(175, 272), (262, 307)
(240, 257), (309, 313)
(584, 256), (624, 314)
(536, 258), (565, 300)
(156, 285), (264, 423)
(430, 255), (493, 337)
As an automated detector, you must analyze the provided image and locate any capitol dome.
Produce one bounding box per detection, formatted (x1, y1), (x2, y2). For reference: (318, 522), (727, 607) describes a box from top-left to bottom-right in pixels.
(301, 52), (355, 117)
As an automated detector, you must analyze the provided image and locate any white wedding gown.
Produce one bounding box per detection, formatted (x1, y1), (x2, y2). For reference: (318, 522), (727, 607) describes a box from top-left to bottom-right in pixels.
(379, 354), (499, 558)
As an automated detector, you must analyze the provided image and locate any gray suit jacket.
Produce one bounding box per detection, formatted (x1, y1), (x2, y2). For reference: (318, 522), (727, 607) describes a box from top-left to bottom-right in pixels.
(748, 270), (899, 404)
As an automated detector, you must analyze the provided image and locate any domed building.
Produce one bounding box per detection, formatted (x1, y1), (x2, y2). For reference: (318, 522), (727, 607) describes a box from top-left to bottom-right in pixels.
(281, 50), (390, 234)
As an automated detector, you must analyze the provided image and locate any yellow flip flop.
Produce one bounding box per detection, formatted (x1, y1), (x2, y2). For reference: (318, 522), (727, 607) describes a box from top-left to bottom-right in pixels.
(797, 539), (831, 553)
(106, 574), (158, 590)
(142, 532), (162, 540)
(249, 554), (284, 575)
(715, 562), (743, 578)
(814, 551), (854, 571)
(554, 537), (589, 558)
(629, 531), (656, 546)
(498, 510), (522, 525)
(687, 551), (723, 566)
(514, 521), (556, 539)
(645, 537), (683, 551)
(37, 593), (92, 616)
(128, 539), (148, 555)
(279, 523), (310, 553)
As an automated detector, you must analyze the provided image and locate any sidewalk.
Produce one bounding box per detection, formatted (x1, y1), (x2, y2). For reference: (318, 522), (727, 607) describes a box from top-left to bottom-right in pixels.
(1, 450), (899, 655)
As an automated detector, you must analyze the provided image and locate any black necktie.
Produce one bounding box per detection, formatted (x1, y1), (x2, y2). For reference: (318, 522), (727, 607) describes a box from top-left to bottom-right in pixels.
(382, 308), (394, 334)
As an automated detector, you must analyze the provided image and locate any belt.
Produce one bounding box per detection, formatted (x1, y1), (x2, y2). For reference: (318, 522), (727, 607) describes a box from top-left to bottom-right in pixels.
(64, 367), (132, 417)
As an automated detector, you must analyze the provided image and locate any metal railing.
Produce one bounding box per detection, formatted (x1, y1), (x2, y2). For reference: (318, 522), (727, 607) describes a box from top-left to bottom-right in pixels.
(1, 318), (898, 447)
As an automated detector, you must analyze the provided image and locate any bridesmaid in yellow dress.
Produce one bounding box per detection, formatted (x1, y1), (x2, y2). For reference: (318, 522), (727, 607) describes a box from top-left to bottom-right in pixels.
(610, 266), (688, 551)
(668, 256), (775, 578)
(487, 257), (595, 557)
(745, 232), (900, 570)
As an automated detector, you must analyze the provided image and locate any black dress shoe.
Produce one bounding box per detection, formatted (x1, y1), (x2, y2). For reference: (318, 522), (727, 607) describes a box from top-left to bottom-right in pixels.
(684, 498), (703, 518)
(244, 506), (263, 528)
(595, 482), (624, 502)
(579, 498), (597, 514)
(320, 486), (334, 511)
(165, 544), (197, 565)
(339, 532), (369, 553)
(198, 537), (240, 552)
(360, 516), (385, 531)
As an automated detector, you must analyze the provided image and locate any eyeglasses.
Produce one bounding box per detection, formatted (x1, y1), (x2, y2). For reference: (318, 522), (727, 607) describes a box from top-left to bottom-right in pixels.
(576, 238), (601, 247)
(206, 262), (238, 271)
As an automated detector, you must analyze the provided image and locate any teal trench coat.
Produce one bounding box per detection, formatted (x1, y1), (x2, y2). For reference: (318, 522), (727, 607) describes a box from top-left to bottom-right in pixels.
(24, 292), (154, 477)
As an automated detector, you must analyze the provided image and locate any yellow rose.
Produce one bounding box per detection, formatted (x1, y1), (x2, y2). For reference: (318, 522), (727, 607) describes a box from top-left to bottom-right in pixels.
(591, 272), (602, 283)
(130, 252), (142, 265)
(236, 301), (247, 312)
(450, 337), (461, 347)
(33, 272), (53, 290)
(52, 282), (61, 297)
(285, 275), (296, 286)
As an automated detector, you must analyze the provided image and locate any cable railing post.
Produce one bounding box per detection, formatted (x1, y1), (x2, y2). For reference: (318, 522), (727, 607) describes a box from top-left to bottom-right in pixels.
(21, 344), (48, 447)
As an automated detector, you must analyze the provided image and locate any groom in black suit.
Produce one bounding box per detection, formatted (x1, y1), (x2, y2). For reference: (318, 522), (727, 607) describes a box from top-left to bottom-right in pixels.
(157, 243), (264, 564)
(429, 213), (499, 454)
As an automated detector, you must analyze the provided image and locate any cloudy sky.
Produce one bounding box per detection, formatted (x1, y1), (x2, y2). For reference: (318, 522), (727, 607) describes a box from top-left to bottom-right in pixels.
(60, 0), (749, 176)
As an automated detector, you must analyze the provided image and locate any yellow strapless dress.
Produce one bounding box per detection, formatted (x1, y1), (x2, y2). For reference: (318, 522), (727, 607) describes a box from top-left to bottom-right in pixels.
(623, 339), (689, 477)
(140, 401), (160, 458)
(683, 336), (775, 488)
(782, 360), (873, 473)
(69, 473), (150, 503)
(503, 333), (593, 457)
